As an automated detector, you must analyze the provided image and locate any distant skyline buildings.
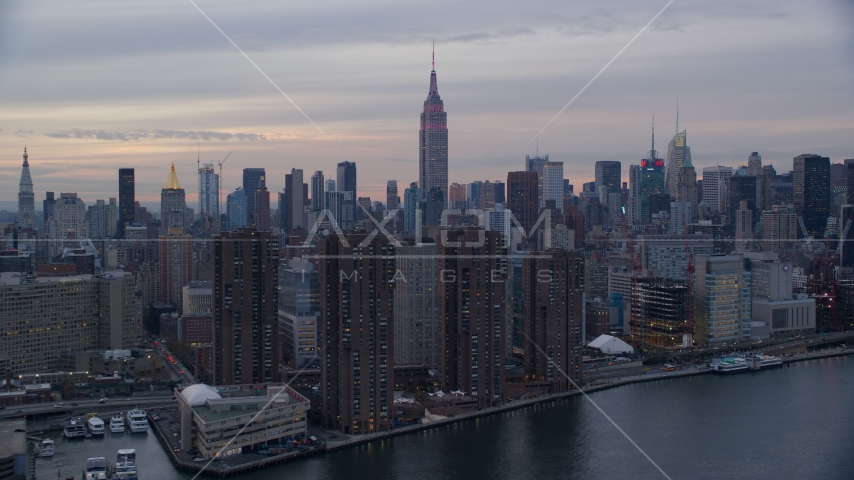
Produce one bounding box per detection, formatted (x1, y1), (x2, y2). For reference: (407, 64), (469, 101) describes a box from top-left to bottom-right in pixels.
(17, 147), (34, 229)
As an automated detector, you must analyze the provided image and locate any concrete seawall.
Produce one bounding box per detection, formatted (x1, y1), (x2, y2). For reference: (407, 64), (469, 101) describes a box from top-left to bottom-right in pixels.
(152, 348), (851, 477)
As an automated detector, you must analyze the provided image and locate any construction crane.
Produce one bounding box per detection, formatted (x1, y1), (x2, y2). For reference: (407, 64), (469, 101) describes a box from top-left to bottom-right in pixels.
(217, 151), (232, 227)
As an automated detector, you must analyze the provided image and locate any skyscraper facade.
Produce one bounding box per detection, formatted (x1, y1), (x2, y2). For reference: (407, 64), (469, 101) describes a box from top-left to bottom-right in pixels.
(336, 162), (356, 230)
(226, 188), (247, 231)
(393, 244), (440, 367)
(542, 162), (564, 211)
(448, 183), (467, 209)
(403, 183), (422, 235)
(242, 168), (265, 220)
(198, 163), (219, 229)
(525, 154), (548, 207)
(665, 130), (692, 198)
(118, 168), (135, 235)
(86, 199), (117, 240)
(212, 228), (280, 385)
(254, 176), (270, 231)
(310, 171), (325, 211)
(702, 166), (733, 213)
(319, 233), (395, 433)
(438, 229), (507, 408)
(595, 161), (621, 194)
(419, 55), (448, 207)
(285, 169), (305, 233)
(793, 154), (830, 237)
(160, 164), (187, 235)
(17, 147), (35, 229)
(159, 233), (193, 308)
(507, 171), (539, 235)
(386, 180), (399, 210)
(638, 159), (665, 224)
(522, 251), (584, 391)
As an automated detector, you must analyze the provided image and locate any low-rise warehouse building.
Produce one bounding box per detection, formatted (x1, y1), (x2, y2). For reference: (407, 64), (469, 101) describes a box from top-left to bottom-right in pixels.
(176, 383), (310, 459)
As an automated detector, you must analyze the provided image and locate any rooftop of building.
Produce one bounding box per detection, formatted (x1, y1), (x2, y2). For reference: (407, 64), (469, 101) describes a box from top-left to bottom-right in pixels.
(0, 269), (131, 287)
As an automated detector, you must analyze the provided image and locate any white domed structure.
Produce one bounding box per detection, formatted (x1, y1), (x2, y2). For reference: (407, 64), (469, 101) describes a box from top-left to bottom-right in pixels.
(180, 384), (222, 406)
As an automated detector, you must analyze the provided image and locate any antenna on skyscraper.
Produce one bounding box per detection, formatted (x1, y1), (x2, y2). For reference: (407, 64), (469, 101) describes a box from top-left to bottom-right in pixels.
(197, 142), (200, 170)
(536, 135), (539, 157)
(675, 98), (679, 135)
(651, 111), (655, 158)
(432, 42), (435, 71)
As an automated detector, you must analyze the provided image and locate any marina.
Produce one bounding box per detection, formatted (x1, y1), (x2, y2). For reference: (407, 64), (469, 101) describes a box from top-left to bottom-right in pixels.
(28, 355), (854, 480)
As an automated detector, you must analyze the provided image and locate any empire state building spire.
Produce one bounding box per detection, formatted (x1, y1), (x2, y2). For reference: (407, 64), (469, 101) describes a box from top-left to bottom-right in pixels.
(18, 147), (35, 229)
(419, 46), (448, 208)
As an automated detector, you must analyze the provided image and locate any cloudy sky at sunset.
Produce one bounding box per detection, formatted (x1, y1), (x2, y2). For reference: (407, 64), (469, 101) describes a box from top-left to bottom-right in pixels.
(1, 0), (852, 209)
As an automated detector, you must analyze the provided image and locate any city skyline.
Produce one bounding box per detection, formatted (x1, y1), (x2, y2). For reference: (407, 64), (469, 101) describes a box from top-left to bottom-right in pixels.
(1, 0), (853, 206)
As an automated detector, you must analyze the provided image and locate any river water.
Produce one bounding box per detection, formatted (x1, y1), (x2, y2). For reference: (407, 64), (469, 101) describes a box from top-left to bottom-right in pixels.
(35, 356), (854, 480)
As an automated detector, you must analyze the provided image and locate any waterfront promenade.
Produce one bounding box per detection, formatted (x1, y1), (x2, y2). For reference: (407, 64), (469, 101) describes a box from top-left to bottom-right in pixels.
(143, 346), (851, 477)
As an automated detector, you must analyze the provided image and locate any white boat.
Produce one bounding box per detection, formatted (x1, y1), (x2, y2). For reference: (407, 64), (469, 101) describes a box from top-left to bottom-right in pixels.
(83, 457), (108, 480)
(63, 419), (86, 438)
(87, 417), (105, 436)
(712, 357), (749, 373)
(125, 408), (149, 433)
(36, 438), (55, 457)
(115, 449), (137, 480)
(759, 355), (783, 368)
(110, 414), (125, 433)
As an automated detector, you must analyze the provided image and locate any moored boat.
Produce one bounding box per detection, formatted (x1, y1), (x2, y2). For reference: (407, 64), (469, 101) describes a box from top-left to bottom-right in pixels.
(712, 357), (749, 373)
(83, 457), (108, 480)
(115, 448), (137, 480)
(37, 438), (55, 457)
(63, 419), (86, 438)
(759, 355), (783, 368)
(110, 414), (125, 433)
(125, 408), (149, 433)
(87, 417), (105, 436)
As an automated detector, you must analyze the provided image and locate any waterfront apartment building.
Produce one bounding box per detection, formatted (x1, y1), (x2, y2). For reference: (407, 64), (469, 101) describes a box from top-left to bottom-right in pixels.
(177, 383), (310, 459)
(695, 254), (752, 347)
(438, 229), (507, 408)
(522, 251), (584, 391)
(0, 271), (138, 374)
(393, 243), (441, 367)
(319, 234), (395, 434)
(212, 228), (280, 386)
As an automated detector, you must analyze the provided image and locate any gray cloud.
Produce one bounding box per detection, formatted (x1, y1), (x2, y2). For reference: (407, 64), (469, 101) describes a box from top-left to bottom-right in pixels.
(44, 129), (270, 142)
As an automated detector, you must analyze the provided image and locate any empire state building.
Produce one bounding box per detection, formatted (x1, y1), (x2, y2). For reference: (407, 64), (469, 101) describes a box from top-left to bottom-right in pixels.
(419, 52), (448, 207)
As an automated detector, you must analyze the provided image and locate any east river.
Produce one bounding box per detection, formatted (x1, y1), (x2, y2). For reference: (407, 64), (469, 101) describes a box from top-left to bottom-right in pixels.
(35, 356), (854, 480)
